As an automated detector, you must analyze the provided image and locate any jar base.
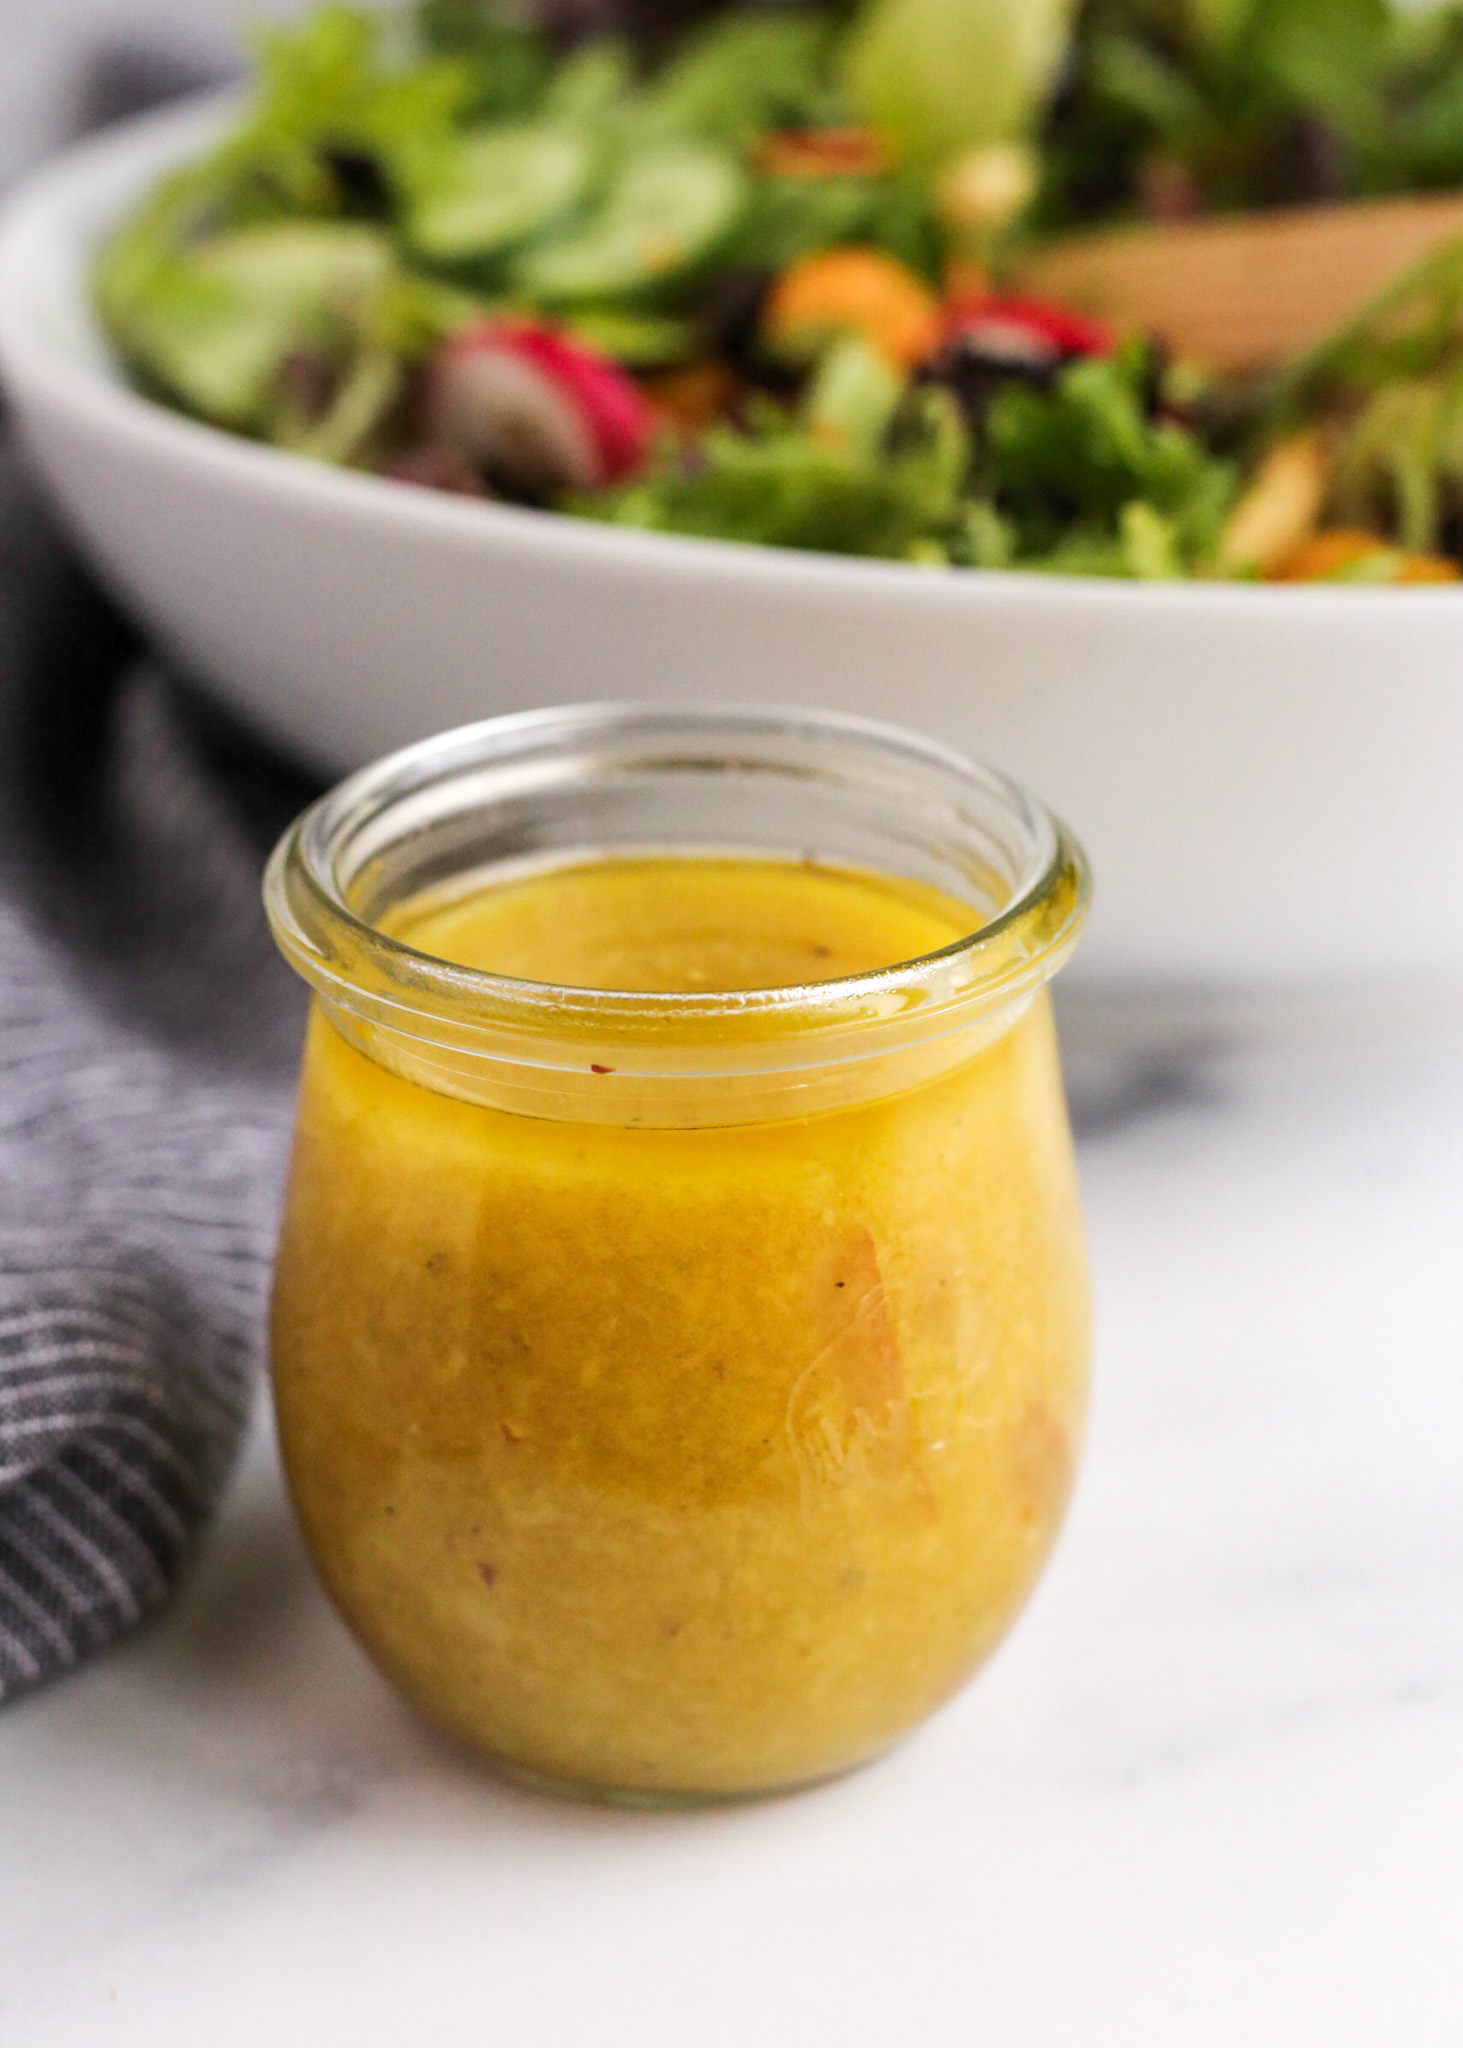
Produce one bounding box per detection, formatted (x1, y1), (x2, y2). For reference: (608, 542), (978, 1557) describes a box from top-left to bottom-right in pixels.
(480, 1744), (894, 1812)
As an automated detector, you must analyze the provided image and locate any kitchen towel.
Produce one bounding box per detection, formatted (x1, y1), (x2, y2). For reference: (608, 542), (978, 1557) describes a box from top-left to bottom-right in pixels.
(0, 440), (314, 1701)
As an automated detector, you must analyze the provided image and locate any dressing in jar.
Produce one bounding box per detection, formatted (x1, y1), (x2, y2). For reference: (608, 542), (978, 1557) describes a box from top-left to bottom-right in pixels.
(265, 706), (1090, 1803)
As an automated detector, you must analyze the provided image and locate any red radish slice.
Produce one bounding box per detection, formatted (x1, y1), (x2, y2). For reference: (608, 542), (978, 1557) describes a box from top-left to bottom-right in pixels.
(943, 294), (1115, 359)
(425, 321), (653, 496)
(496, 324), (654, 483)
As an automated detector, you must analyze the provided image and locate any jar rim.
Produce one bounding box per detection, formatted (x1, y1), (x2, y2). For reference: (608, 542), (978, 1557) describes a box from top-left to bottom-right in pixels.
(264, 703), (1090, 1075)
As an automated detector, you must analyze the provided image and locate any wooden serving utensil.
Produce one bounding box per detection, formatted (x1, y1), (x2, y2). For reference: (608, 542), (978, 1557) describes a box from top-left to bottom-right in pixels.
(1015, 191), (1462, 368)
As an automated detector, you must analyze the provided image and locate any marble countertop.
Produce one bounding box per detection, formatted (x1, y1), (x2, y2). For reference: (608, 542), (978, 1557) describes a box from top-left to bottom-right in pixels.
(3, 1029), (1459, 2046)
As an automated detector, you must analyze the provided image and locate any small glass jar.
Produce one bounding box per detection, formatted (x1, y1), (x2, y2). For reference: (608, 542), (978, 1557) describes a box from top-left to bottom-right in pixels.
(264, 705), (1090, 1804)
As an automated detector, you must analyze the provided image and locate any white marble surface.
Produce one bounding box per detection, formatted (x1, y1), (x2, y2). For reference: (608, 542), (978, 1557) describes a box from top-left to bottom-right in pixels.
(2, 1030), (1460, 2046)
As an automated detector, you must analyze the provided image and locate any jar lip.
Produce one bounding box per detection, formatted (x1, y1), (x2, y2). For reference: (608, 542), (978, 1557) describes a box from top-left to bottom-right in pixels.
(265, 703), (1090, 1059)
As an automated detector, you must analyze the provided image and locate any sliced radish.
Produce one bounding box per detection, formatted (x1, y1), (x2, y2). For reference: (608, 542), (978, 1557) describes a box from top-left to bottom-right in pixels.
(495, 324), (653, 484)
(424, 321), (654, 497)
(943, 293), (1115, 362)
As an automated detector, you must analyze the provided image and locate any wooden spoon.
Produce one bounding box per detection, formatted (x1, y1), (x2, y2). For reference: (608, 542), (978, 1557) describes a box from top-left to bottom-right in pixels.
(1015, 191), (1462, 368)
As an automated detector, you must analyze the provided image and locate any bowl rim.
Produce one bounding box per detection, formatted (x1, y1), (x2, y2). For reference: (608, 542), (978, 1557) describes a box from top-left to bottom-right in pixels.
(2, 89), (1460, 616)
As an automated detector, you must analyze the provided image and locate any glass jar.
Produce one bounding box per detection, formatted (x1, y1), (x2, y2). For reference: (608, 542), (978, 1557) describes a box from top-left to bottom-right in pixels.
(264, 705), (1090, 1804)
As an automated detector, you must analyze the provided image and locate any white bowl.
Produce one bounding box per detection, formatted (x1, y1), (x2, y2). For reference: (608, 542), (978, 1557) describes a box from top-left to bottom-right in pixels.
(2, 95), (1461, 1020)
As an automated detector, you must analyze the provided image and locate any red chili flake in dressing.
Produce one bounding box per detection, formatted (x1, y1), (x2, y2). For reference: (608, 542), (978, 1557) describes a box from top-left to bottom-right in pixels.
(590, 1063), (615, 1074)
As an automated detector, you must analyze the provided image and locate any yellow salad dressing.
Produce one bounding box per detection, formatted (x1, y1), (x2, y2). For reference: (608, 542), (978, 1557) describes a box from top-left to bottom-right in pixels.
(270, 855), (1089, 1798)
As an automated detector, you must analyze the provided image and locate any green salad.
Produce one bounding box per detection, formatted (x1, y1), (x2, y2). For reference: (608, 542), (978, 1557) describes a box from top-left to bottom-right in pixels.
(96, 0), (1463, 582)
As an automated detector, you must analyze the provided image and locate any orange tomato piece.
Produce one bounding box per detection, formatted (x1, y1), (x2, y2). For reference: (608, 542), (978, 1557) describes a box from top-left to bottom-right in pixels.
(1274, 529), (1462, 583)
(763, 248), (942, 370)
(1397, 554), (1463, 584)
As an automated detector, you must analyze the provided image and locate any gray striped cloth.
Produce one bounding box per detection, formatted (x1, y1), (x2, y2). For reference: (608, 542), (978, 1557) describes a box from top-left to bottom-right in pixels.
(0, 442), (311, 1700)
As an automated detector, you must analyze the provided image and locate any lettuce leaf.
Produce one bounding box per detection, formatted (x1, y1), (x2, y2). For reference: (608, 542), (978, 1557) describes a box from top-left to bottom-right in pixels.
(579, 387), (969, 557)
(976, 343), (1238, 568)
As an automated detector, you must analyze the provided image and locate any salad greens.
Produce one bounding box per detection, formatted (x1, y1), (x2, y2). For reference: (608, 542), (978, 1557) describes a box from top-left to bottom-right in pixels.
(95, 0), (1463, 583)
(1037, 0), (1463, 226)
(1271, 237), (1463, 559)
(590, 336), (1237, 576)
